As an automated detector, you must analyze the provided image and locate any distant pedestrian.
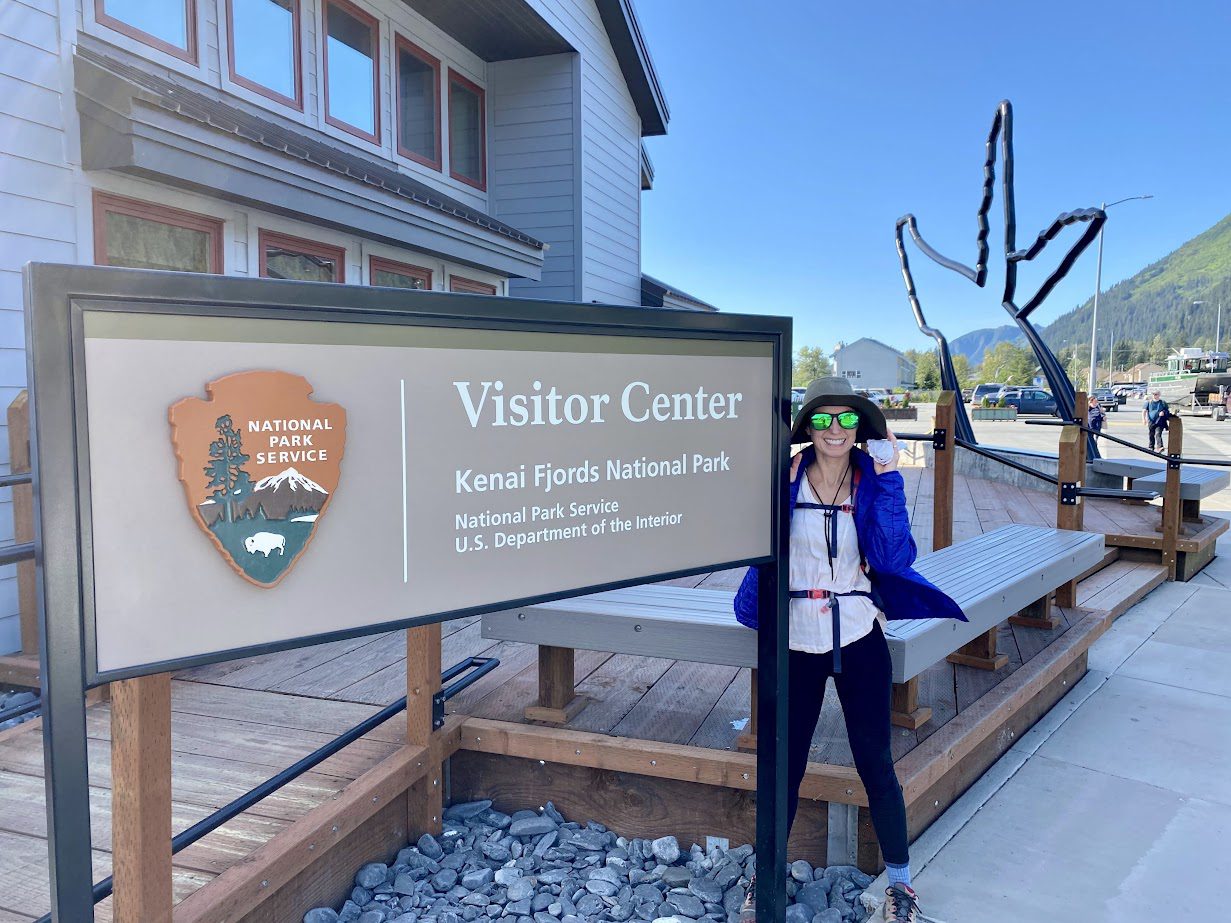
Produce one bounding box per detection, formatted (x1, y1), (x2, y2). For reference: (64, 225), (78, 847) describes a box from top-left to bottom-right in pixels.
(1143, 389), (1169, 451)
(1087, 395), (1105, 437)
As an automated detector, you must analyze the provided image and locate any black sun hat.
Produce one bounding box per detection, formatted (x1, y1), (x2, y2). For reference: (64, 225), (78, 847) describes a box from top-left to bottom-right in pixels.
(790, 376), (888, 444)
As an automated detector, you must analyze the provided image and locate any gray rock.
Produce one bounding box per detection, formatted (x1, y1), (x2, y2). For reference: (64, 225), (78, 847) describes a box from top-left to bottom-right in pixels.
(417, 835), (445, 860)
(727, 845), (754, 863)
(461, 869), (494, 891)
(722, 887), (746, 915)
(634, 883), (663, 903)
(532, 832), (558, 857)
(444, 800), (493, 821)
(589, 866), (622, 886)
(352, 887), (374, 905)
(537, 868), (571, 885)
(480, 810), (512, 830)
(543, 802), (567, 824)
(564, 828), (608, 852)
(393, 874), (418, 895)
(687, 878), (722, 904)
(510, 816), (559, 838)
(357, 863), (389, 890)
(511, 809), (540, 822)
(711, 860), (740, 892)
(791, 861), (813, 883)
(812, 911), (843, 923)
(796, 881), (830, 913)
(585, 878), (619, 897)
(507, 877), (537, 902)
(784, 905), (813, 923)
(358, 912), (387, 923)
(661, 867), (692, 888)
(575, 893), (605, 916)
(480, 843), (511, 862)
(651, 837), (681, 865)
(531, 892), (554, 912)
(495, 868), (523, 886)
(303, 910), (340, 923)
(666, 893), (705, 918)
(431, 869), (458, 892)
(506, 899), (532, 915)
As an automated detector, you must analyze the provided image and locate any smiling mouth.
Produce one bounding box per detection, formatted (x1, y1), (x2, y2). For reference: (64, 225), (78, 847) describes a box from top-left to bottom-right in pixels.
(823, 437), (847, 446)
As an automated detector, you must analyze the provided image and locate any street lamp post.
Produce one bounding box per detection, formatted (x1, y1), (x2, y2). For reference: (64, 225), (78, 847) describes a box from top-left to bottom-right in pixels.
(1089, 194), (1154, 395)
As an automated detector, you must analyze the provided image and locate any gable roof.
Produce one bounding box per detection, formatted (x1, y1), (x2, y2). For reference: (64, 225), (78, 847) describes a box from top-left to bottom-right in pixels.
(593, 0), (670, 136)
(835, 337), (906, 358)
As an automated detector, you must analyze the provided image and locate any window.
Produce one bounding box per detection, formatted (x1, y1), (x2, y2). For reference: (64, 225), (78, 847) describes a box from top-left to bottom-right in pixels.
(226, 0), (301, 108)
(449, 275), (497, 295)
(96, 0), (197, 63)
(259, 230), (345, 282)
(371, 256), (432, 290)
(323, 0), (380, 143)
(395, 35), (441, 169)
(93, 191), (223, 273)
(448, 70), (486, 190)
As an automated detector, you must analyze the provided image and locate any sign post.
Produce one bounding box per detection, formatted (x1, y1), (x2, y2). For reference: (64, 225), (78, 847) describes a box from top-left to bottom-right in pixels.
(24, 263), (791, 920)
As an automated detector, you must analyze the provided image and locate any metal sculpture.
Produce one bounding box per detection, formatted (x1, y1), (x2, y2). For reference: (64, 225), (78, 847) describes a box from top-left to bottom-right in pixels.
(895, 99), (1106, 457)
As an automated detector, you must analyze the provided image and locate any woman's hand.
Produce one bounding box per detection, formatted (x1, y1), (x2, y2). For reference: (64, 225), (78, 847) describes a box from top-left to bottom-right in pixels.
(790, 451), (803, 481)
(874, 430), (901, 474)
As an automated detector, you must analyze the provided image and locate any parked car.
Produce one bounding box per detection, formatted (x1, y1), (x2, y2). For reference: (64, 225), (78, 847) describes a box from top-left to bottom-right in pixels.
(970, 383), (1004, 406)
(858, 388), (893, 406)
(999, 388), (1058, 415)
(1092, 388), (1119, 411)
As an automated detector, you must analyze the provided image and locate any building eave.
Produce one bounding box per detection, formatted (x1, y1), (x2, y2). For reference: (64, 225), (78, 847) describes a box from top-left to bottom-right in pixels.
(593, 0), (669, 137)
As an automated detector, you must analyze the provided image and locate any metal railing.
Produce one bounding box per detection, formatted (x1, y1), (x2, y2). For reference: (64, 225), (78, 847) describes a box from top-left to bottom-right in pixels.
(30, 654), (498, 921)
(1025, 418), (1231, 467)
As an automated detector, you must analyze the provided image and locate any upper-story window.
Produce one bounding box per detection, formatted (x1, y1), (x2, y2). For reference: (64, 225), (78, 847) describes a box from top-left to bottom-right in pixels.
(95, 0), (198, 63)
(226, 0), (302, 108)
(395, 35), (441, 170)
(448, 70), (486, 190)
(323, 0), (380, 143)
(93, 192), (223, 273)
(259, 229), (345, 282)
(449, 275), (496, 295)
(371, 256), (432, 290)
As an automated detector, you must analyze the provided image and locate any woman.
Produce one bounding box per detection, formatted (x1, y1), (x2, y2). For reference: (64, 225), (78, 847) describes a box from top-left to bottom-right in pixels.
(734, 377), (966, 923)
(1087, 394), (1106, 438)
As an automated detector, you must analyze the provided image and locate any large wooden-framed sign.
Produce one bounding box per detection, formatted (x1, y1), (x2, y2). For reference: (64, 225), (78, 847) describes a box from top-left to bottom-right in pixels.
(26, 263), (793, 922)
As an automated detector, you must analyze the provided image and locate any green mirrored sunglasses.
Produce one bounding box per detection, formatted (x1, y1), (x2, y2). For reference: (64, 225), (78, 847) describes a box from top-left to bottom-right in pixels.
(810, 411), (860, 431)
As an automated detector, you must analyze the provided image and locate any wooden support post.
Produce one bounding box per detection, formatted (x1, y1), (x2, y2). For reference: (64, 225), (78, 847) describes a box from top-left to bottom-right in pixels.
(525, 645), (589, 724)
(407, 623), (443, 836)
(946, 626), (1008, 671)
(111, 673), (173, 923)
(1010, 594), (1061, 630)
(1162, 417), (1183, 581)
(932, 391), (956, 552)
(1056, 412), (1086, 608)
(890, 677), (931, 730)
(735, 668), (757, 752)
(1181, 498), (1202, 524)
(8, 392), (37, 658)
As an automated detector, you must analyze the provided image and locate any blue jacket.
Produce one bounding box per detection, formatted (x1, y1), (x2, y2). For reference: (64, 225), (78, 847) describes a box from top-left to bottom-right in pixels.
(734, 446), (967, 629)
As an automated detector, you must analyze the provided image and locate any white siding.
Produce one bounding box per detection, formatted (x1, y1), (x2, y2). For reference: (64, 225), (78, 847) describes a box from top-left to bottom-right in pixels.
(490, 54), (578, 301)
(0, 0), (77, 653)
(530, 0), (642, 305)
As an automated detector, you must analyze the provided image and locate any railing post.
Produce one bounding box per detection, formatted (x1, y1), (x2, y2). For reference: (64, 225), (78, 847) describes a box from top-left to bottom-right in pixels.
(8, 391), (37, 657)
(111, 672), (173, 923)
(1162, 417), (1183, 580)
(407, 624), (443, 836)
(1055, 400), (1086, 608)
(932, 391), (955, 552)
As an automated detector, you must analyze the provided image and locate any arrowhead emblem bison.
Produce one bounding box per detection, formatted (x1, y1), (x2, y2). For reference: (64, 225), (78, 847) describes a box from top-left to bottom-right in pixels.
(169, 371), (346, 587)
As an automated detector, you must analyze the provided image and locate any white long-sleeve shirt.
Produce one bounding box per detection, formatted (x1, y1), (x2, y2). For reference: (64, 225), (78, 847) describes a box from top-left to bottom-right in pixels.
(788, 473), (884, 654)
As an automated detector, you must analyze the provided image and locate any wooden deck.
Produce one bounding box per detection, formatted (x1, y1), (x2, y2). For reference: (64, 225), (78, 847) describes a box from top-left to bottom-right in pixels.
(0, 468), (1195, 920)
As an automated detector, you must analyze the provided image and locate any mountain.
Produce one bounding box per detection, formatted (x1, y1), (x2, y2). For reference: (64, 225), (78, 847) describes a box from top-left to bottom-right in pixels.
(949, 325), (1024, 363)
(253, 467), (328, 495)
(199, 467), (329, 524)
(1040, 213), (1231, 352)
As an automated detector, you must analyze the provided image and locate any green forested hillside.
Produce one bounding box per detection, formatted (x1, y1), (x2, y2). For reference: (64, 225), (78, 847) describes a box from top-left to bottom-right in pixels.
(1041, 213), (1231, 355)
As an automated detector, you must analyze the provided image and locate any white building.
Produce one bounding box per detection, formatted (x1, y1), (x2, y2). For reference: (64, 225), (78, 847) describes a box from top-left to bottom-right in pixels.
(0, 0), (684, 652)
(832, 338), (916, 390)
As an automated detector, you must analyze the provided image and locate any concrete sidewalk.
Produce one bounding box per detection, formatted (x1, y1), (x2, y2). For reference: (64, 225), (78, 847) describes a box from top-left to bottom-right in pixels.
(879, 531), (1231, 922)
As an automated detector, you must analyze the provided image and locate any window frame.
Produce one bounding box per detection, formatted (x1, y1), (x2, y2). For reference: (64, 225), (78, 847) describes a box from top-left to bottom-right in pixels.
(448, 274), (497, 296)
(95, 0), (199, 64)
(447, 68), (487, 191)
(370, 255), (433, 290)
(224, 0), (303, 110)
(322, 0), (382, 145)
(393, 34), (442, 171)
(92, 190), (224, 273)
(258, 228), (347, 283)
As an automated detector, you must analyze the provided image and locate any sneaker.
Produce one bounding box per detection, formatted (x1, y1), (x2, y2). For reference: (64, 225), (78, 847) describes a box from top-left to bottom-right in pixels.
(882, 882), (920, 922)
(739, 875), (756, 922)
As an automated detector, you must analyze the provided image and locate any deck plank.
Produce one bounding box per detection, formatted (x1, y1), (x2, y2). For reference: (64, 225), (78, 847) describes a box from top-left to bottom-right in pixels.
(568, 653), (675, 735)
(610, 660), (739, 745)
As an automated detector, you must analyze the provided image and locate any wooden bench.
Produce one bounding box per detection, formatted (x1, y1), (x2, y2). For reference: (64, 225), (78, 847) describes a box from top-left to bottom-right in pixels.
(1131, 466), (1229, 522)
(481, 524), (1104, 732)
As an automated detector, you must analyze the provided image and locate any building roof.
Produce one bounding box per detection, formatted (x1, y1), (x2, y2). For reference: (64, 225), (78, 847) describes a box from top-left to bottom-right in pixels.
(640, 274), (717, 312)
(834, 337), (907, 358)
(75, 43), (544, 252)
(593, 0), (670, 136)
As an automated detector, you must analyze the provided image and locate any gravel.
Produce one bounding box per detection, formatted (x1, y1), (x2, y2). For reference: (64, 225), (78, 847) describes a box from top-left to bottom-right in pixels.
(0, 689), (38, 731)
(304, 800), (876, 923)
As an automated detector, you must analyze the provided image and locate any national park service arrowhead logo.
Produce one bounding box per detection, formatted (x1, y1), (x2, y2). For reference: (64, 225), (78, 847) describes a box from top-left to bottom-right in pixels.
(169, 371), (346, 587)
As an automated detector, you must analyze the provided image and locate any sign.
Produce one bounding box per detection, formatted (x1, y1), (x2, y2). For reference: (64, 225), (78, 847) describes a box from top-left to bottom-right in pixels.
(30, 277), (787, 684)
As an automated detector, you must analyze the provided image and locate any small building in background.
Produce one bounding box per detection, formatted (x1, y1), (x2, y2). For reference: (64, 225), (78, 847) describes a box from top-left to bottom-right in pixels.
(832, 338), (915, 389)
(1113, 362), (1165, 383)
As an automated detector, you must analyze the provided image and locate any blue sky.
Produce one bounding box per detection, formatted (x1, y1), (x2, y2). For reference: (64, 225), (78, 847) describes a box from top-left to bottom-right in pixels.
(637, 0), (1231, 355)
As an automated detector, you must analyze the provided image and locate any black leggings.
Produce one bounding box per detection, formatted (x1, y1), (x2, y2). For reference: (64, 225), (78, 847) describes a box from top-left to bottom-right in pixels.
(785, 622), (909, 865)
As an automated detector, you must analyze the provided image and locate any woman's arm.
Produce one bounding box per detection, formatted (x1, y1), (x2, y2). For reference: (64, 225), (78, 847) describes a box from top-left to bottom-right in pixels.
(863, 467), (918, 575)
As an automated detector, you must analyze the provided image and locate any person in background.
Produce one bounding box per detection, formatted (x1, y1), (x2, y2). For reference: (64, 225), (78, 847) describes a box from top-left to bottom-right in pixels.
(1143, 389), (1169, 451)
(1088, 394), (1106, 438)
